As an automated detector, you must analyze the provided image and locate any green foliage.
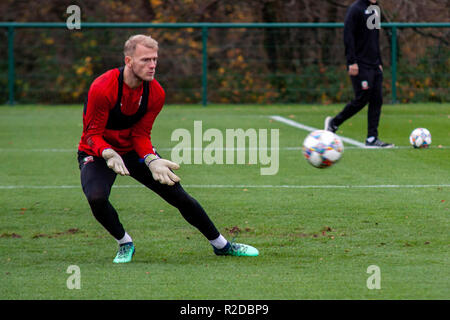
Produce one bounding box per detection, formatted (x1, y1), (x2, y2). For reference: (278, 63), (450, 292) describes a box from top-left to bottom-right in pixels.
(397, 45), (450, 103)
(2, 24), (449, 105)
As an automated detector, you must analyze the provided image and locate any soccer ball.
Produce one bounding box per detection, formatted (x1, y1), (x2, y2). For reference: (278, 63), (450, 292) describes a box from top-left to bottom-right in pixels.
(302, 130), (344, 168)
(409, 128), (431, 148)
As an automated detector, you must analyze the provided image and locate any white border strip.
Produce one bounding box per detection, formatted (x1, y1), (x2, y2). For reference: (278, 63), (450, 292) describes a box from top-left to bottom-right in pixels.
(270, 115), (367, 148)
(0, 184), (448, 190)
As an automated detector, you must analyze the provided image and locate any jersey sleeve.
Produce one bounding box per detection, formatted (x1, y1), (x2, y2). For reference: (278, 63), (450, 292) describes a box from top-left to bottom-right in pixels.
(131, 86), (165, 159)
(344, 6), (358, 66)
(83, 85), (113, 157)
(378, 45), (383, 66)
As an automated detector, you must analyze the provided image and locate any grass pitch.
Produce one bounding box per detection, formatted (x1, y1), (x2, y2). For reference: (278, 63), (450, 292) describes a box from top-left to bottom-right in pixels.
(0, 103), (449, 300)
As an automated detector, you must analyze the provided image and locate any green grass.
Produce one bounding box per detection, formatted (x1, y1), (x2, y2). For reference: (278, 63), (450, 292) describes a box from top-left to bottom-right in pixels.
(0, 103), (449, 300)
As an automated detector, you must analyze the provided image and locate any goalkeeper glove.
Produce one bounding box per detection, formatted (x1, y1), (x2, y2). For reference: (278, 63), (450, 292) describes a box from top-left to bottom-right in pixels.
(144, 154), (180, 186)
(102, 148), (130, 176)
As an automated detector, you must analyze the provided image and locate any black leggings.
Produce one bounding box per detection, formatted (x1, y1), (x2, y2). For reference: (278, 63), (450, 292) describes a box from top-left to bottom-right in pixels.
(333, 66), (383, 139)
(77, 151), (220, 241)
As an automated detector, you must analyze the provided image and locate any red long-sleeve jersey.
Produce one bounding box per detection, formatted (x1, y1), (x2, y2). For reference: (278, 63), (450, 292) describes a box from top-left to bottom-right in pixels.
(78, 68), (165, 159)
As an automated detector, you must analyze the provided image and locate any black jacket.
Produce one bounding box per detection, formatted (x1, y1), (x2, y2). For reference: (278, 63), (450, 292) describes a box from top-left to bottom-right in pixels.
(344, 0), (383, 68)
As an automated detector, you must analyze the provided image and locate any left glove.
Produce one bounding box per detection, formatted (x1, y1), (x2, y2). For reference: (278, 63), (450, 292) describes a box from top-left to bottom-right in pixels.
(102, 148), (130, 176)
(145, 154), (180, 186)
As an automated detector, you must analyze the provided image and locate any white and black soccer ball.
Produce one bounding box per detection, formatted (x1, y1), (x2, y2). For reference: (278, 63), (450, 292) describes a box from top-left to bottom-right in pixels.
(409, 128), (431, 148)
(302, 130), (344, 168)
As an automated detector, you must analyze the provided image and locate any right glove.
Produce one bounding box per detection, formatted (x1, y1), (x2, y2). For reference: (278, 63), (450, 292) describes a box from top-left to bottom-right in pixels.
(102, 148), (130, 176)
(144, 154), (180, 186)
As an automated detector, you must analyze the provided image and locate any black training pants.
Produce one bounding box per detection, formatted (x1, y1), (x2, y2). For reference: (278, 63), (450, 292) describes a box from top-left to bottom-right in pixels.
(77, 151), (220, 241)
(333, 66), (383, 139)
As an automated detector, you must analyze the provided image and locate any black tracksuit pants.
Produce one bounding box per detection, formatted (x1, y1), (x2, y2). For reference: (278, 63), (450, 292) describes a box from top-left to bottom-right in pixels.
(333, 65), (383, 139)
(77, 150), (220, 242)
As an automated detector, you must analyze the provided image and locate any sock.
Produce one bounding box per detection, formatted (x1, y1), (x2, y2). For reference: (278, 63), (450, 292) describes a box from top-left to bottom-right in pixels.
(209, 234), (228, 249)
(330, 118), (336, 127)
(366, 136), (376, 143)
(117, 232), (133, 245)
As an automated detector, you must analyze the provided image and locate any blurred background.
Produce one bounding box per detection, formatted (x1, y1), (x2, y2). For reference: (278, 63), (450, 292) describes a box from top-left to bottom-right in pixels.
(0, 0), (448, 105)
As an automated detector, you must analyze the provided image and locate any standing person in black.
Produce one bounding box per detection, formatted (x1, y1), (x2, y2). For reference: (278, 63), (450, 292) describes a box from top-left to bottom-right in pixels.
(325, 0), (394, 148)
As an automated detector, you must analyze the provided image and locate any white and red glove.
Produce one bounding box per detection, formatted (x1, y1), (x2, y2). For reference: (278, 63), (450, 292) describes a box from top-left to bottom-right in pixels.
(102, 148), (130, 176)
(144, 154), (180, 186)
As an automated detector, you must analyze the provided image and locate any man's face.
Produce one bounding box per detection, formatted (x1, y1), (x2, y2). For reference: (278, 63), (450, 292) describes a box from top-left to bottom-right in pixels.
(126, 44), (158, 82)
(369, 0), (377, 4)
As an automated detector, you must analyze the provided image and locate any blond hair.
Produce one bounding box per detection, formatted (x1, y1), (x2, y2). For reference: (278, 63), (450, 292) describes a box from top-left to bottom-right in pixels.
(124, 34), (158, 57)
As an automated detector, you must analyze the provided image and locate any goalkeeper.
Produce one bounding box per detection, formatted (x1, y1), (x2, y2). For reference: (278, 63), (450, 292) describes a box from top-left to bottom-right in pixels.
(77, 34), (258, 263)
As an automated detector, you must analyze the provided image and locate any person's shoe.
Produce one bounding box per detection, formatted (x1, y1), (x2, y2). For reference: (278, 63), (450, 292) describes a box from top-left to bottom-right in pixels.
(113, 242), (135, 263)
(365, 138), (395, 148)
(324, 116), (338, 133)
(213, 242), (259, 257)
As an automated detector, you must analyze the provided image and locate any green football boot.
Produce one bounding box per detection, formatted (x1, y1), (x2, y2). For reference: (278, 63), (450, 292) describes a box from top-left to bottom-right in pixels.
(113, 242), (135, 263)
(213, 242), (259, 257)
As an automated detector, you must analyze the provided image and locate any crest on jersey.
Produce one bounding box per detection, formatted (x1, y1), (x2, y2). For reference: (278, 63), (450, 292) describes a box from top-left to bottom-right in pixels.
(83, 156), (94, 164)
(361, 81), (369, 90)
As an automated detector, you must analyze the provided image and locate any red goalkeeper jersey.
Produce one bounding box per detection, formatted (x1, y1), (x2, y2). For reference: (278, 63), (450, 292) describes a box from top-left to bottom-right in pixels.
(78, 67), (165, 159)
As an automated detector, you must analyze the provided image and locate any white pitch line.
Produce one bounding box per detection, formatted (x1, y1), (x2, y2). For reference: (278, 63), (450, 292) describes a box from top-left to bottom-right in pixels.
(0, 147), (396, 152)
(0, 148), (76, 152)
(0, 184), (449, 190)
(184, 184), (450, 189)
(270, 115), (367, 148)
(0, 146), (448, 153)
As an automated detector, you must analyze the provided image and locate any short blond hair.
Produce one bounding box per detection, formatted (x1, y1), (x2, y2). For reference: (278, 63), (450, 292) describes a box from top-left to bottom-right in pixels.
(124, 34), (158, 57)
